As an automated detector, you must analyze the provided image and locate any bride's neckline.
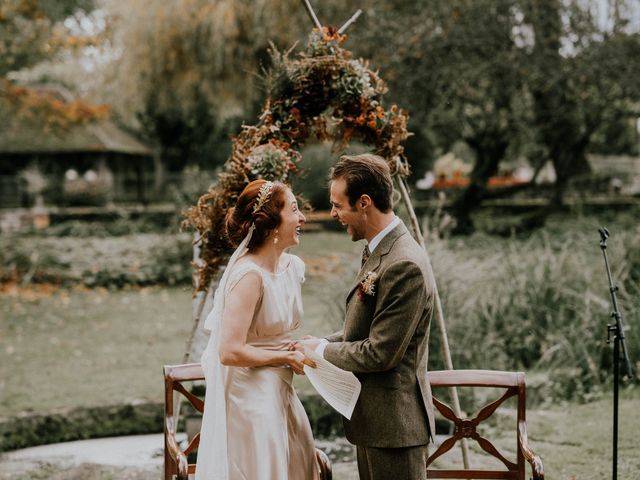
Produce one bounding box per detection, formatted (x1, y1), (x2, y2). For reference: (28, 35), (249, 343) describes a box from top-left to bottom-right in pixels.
(238, 254), (291, 276)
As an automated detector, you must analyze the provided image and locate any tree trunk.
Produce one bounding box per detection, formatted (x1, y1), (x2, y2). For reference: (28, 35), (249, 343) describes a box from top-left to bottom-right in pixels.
(529, 0), (595, 210)
(451, 143), (507, 234)
(549, 146), (591, 208)
(153, 146), (164, 198)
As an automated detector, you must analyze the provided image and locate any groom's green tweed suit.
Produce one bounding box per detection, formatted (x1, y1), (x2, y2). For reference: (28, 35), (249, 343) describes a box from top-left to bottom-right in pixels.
(324, 222), (436, 448)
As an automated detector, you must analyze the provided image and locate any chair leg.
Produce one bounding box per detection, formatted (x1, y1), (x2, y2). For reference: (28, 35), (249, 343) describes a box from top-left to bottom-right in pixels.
(164, 449), (175, 480)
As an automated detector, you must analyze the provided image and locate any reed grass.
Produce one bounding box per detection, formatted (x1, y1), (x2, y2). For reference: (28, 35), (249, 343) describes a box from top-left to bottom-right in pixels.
(429, 211), (640, 402)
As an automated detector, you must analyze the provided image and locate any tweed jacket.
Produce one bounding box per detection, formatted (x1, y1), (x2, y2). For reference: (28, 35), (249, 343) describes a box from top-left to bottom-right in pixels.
(323, 222), (436, 448)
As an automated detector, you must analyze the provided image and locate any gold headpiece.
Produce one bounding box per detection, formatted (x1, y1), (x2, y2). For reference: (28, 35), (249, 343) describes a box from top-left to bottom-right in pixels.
(252, 181), (274, 214)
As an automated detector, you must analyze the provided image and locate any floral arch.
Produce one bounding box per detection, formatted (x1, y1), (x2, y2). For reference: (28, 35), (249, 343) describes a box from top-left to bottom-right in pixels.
(185, 26), (413, 290)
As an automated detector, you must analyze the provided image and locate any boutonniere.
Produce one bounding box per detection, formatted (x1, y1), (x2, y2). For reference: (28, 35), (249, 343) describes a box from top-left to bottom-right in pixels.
(358, 271), (378, 301)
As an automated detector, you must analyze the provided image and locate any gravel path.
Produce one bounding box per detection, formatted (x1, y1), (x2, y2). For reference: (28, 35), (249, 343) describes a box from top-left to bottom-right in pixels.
(0, 433), (359, 480)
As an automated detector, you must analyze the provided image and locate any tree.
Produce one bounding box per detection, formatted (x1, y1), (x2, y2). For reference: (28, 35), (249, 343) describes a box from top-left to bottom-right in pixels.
(86, 0), (640, 222)
(525, 0), (640, 208)
(432, 1), (528, 233)
(101, 0), (319, 174)
(0, 0), (94, 76)
(0, 0), (106, 146)
(353, 0), (640, 231)
(350, 0), (530, 233)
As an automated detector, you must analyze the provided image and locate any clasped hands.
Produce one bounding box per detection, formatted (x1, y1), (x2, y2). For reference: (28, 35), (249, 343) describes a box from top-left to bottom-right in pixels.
(286, 335), (321, 375)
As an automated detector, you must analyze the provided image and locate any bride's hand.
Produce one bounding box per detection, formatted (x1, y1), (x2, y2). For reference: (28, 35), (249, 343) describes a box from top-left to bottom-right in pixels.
(287, 351), (316, 375)
(288, 335), (314, 347)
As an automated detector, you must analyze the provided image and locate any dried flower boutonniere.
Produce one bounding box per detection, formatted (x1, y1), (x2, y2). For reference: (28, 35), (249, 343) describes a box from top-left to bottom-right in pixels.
(358, 271), (378, 301)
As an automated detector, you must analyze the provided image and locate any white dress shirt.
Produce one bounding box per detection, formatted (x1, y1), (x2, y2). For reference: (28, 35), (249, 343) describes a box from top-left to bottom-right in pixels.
(367, 215), (401, 254)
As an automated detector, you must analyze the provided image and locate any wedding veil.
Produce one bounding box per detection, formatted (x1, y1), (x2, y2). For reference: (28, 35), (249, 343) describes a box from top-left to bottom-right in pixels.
(195, 225), (255, 480)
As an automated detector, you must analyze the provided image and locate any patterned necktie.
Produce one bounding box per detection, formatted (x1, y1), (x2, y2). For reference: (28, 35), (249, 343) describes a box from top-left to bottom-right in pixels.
(361, 245), (371, 267)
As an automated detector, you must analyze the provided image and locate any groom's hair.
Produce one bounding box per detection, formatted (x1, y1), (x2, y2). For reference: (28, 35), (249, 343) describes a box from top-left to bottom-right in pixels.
(330, 154), (393, 212)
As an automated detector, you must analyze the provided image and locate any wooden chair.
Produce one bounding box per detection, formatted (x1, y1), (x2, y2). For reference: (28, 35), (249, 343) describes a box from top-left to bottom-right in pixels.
(163, 363), (332, 480)
(426, 369), (544, 480)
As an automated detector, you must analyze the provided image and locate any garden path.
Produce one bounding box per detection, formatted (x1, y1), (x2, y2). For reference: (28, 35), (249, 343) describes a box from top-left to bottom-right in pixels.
(0, 434), (360, 480)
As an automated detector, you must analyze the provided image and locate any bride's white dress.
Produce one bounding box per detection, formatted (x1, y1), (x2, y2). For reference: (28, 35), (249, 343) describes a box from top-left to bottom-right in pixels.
(196, 252), (319, 480)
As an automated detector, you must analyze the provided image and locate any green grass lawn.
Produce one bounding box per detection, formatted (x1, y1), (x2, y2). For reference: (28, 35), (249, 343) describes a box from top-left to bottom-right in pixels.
(526, 390), (640, 479)
(1, 285), (193, 416)
(0, 231), (363, 416)
(2, 226), (640, 478)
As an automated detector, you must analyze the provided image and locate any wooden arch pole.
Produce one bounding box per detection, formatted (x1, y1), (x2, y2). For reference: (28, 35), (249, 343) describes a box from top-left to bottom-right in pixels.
(396, 175), (470, 468)
(301, 0), (470, 468)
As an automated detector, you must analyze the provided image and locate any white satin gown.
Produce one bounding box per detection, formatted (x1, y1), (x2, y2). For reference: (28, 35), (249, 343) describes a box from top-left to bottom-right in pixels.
(197, 253), (319, 480)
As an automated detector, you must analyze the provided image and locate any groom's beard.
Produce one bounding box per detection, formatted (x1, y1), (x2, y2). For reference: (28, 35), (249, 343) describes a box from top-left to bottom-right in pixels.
(347, 223), (365, 242)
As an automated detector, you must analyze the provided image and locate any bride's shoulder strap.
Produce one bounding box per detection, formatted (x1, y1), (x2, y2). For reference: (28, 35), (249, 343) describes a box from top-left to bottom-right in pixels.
(288, 254), (306, 283)
(225, 261), (264, 295)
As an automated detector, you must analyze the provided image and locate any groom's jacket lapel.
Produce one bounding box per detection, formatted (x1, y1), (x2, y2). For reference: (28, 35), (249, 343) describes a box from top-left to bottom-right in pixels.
(346, 223), (407, 304)
(325, 219), (437, 448)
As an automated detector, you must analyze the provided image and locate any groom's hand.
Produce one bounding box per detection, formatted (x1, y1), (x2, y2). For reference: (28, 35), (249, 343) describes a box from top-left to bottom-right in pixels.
(288, 336), (321, 353)
(300, 336), (322, 352)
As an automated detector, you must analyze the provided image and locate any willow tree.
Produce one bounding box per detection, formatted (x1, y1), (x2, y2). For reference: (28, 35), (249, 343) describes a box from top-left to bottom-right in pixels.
(102, 0), (325, 175)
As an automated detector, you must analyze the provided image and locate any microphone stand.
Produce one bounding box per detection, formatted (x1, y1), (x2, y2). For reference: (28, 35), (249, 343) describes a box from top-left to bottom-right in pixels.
(598, 227), (633, 480)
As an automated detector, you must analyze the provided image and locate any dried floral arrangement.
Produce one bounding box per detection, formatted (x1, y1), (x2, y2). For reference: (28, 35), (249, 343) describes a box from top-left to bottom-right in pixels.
(184, 26), (413, 291)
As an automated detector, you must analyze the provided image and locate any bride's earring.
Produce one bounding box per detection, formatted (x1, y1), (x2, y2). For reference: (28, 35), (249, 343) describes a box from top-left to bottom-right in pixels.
(273, 229), (279, 245)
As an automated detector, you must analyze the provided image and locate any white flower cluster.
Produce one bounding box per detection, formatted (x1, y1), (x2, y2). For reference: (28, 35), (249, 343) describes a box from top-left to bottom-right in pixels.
(349, 60), (376, 99)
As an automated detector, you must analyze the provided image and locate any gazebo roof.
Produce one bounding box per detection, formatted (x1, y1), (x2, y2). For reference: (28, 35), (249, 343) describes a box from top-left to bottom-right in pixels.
(0, 84), (151, 157)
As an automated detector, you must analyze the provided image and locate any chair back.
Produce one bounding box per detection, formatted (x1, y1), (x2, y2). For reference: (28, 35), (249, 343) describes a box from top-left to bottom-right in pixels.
(163, 362), (333, 480)
(163, 363), (204, 480)
(426, 369), (529, 479)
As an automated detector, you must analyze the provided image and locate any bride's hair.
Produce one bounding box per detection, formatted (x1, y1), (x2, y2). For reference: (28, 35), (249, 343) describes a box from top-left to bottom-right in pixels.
(225, 179), (287, 250)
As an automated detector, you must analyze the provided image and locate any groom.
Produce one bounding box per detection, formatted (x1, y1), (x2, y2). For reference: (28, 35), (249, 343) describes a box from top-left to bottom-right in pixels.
(299, 153), (436, 480)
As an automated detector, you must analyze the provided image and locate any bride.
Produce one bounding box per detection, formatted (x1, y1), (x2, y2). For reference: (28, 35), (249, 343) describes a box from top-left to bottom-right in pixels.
(195, 179), (320, 480)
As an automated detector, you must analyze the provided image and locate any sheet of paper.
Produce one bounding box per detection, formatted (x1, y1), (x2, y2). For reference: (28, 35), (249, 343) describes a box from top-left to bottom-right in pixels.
(303, 347), (361, 420)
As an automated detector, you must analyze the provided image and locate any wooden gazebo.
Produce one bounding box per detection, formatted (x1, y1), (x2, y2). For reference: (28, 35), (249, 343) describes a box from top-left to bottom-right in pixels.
(0, 85), (153, 207)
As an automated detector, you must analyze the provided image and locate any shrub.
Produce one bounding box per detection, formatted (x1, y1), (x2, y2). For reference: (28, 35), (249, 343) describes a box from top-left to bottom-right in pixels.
(0, 233), (193, 287)
(27, 216), (179, 238)
(429, 214), (639, 403)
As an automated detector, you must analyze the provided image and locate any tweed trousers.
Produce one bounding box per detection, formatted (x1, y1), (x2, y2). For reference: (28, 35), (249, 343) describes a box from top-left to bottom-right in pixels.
(356, 444), (429, 480)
